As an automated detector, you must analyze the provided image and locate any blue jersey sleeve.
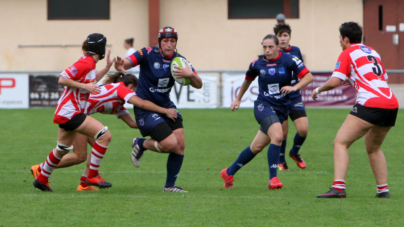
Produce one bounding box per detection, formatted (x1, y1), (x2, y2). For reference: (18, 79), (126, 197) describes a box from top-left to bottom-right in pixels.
(245, 59), (260, 81)
(289, 56), (309, 79)
(127, 47), (154, 67)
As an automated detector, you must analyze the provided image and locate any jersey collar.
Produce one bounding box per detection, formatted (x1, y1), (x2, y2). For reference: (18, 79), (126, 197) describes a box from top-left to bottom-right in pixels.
(264, 51), (282, 62)
(282, 45), (292, 51)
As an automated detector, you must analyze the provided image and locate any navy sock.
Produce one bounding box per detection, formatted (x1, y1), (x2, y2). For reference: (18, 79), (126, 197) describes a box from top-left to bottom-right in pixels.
(290, 133), (306, 156)
(138, 138), (146, 150)
(165, 153), (184, 188)
(267, 144), (281, 179)
(279, 140), (287, 163)
(227, 146), (256, 176)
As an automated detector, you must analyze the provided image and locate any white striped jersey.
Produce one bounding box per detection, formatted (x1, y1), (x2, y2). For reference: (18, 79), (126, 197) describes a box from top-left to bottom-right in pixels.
(331, 44), (398, 109)
(54, 56), (97, 125)
(84, 82), (136, 117)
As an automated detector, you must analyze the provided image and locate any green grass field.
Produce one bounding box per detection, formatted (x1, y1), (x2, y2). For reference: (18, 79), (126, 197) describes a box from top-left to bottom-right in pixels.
(0, 108), (403, 226)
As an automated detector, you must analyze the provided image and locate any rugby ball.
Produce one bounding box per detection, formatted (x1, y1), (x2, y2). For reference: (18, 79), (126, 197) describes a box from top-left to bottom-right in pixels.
(170, 57), (191, 86)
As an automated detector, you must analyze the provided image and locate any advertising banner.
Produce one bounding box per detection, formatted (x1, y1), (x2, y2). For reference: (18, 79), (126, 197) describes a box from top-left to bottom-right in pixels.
(169, 74), (218, 108)
(29, 75), (64, 107)
(223, 73), (258, 108)
(124, 74), (218, 109)
(0, 74), (29, 108)
(223, 72), (356, 108)
(301, 72), (356, 106)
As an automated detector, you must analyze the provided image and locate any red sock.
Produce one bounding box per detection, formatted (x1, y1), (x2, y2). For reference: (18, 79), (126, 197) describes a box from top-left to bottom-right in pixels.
(37, 149), (62, 183)
(88, 141), (108, 178)
(332, 180), (345, 191)
(80, 175), (88, 187)
(377, 184), (389, 193)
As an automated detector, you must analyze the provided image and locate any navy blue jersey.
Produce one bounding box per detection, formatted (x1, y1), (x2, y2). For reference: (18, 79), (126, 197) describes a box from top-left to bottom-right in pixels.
(245, 51), (309, 107)
(127, 46), (196, 108)
(280, 45), (304, 99)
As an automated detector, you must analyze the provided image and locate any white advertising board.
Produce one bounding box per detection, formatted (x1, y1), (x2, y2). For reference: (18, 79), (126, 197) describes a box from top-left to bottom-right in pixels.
(223, 73), (258, 108)
(0, 74), (29, 109)
(124, 74), (218, 109)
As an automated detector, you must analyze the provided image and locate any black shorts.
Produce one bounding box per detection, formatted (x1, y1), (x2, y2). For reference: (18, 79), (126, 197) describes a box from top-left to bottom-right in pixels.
(59, 113), (87, 131)
(148, 118), (183, 142)
(349, 104), (398, 127)
(289, 109), (307, 121)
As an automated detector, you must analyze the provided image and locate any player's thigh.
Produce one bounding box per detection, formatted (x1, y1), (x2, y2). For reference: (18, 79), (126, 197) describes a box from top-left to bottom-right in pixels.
(250, 130), (271, 154)
(365, 126), (392, 153)
(75, 116), (111, 141)
(293, 116), (309, 136)
(57, 127), (78, 146)
(334, 114), (373, 148)
(282, 119), (289, 139)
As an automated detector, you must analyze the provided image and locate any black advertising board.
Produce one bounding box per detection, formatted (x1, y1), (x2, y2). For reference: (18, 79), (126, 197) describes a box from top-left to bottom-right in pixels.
(29, 75), (64, 107)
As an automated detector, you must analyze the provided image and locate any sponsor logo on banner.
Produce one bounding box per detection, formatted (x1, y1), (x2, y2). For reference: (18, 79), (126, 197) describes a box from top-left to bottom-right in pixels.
(0, 74), (29, 108)
(0, 78), (15, 94)
(168, 74), (217, 108)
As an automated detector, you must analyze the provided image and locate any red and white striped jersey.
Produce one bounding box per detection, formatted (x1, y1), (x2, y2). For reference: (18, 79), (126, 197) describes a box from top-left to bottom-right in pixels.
(54, 56), (97, 124)
(331, 44), (398, 109)
(84, 82), (136, 117)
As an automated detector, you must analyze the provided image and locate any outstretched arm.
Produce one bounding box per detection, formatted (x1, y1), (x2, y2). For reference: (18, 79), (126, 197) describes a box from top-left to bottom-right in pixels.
(230, 79), (253, 111)
(311, 77), (343, 100)
(128, 96), (178, 121)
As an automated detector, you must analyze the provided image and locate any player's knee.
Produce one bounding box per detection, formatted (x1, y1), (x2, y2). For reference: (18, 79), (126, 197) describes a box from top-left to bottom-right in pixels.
(159, 138), (177, 152)
(366, 145), (380, 154)
(96, 128), (112, 144)
(250, 145), (264, 153)
(297, 128), (308, 137)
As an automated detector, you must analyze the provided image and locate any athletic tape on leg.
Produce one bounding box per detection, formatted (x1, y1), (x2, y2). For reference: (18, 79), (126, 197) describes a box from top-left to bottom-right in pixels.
(154, 141), (162, 153)
(94, 126), (109, 140)
(56, 141), (74, 152)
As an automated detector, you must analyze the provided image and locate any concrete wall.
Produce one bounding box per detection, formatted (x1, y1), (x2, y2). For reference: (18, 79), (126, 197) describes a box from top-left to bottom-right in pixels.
(0, 0), (363, 72)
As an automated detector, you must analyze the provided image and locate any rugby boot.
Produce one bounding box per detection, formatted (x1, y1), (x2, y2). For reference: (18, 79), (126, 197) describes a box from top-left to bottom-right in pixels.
(33, 179), (53, 192)
(289, 153), (306, 169)
(86, 173), (112, 189)
(278, 162), (289, 171)
(317, 188), (346, 198)
(220, 168), (234, 188)
(268, 177), (283, 189)
(131, 137), (145, 168)
(376, 192), (390, 198)
(77, 185), (99, 191)
(30, 164), (40, 179)
(163, 186), (188, 193)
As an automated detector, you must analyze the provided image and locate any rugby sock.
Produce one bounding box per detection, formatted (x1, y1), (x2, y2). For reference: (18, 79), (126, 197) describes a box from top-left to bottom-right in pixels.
(80, 175), (88, 187)
(227, 146), (256, 176)
(138, 138), (146, 150)
(290, 133), (306, 156)
(37, 149), (62, 183)
(332, 180), (346, 191)
(279, 140), (287, 163)
(267, 144), (281, 179)
(377, 184), (389, 194)
(165, 153), (184, 188)
(38, 162), (44, 172)
(88, 141), (108, 178)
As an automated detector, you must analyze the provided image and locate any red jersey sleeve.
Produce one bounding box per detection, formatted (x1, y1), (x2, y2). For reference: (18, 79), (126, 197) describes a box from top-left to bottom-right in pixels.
(331, 50), (351, 80)
(116, 82), (137, 102)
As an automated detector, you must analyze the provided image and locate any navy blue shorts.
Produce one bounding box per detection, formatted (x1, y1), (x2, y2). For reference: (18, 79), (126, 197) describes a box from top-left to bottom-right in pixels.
(135, 108), (183, 137)
(254, 100), (289, 125)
